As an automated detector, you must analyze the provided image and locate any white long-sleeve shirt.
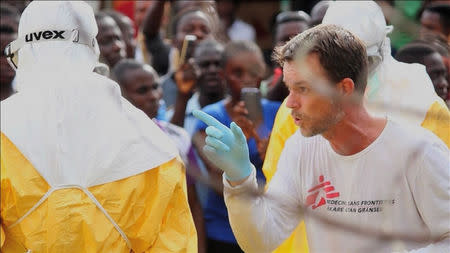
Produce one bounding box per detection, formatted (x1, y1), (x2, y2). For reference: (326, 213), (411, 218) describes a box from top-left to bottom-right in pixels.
(224, 120), (450, 253)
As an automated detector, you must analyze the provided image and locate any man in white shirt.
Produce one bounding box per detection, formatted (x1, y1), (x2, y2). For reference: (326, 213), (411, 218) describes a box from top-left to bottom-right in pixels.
(193, 24), (450, 253)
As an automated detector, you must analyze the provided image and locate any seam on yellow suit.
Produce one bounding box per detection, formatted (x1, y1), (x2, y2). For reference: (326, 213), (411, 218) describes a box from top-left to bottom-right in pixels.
(8, 188), (53, 229)
(8, 184), (132, 249)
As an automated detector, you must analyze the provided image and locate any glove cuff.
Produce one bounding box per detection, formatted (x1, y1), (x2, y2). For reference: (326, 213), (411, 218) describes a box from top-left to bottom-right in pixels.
(224, 163), (253, 182)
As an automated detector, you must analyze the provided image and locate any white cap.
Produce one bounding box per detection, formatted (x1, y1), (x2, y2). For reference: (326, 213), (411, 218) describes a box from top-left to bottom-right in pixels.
(322, 1), (393, 57)
(17, 1), (99, 77)
(18, 1), (97, 40)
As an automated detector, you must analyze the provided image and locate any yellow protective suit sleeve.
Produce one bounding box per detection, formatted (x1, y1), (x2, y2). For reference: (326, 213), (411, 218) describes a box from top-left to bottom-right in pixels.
(144, 157), (198, 253)
(262, 100), (309, 253)
(263, 100), (298, 182)
(1, 133), (42, 252)
(1, 225), (4, 248)
(420, 100), (450, 147)
(86, 157), (198, 253)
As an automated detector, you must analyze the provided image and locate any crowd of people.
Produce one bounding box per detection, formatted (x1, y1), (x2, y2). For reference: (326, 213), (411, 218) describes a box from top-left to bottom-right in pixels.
(0, 1), (449, 253)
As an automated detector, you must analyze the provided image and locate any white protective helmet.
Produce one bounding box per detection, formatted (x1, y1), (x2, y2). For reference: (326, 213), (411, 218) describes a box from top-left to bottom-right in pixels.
(4, 1), (100, 77)
(322, 0), (393, 74)
(322, 0), (439, 126)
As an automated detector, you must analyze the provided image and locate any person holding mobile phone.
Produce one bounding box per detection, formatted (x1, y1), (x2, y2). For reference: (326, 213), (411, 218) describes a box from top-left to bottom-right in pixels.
(192, 40), (280, 253)
(168, 39), (226, 136)
(160, 7), (216, 110)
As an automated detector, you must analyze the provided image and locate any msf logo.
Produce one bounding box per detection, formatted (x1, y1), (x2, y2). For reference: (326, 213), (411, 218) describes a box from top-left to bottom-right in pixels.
(25, 30), (66, 42)
(306, 175), (340, 210)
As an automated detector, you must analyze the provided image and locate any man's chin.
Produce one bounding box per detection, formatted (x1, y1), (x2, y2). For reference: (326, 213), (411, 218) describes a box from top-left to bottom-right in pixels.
(146, 110), (159, 120)
(110, 56), (125, 68)
(299, 128), (314, 137)
(299, 125), (322, 137)
(437, 92), (447, 101)
(203, 81), (220, 90)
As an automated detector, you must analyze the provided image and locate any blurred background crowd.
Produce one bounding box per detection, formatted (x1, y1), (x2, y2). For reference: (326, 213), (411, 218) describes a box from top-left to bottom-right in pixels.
(0, 1), (448, 253)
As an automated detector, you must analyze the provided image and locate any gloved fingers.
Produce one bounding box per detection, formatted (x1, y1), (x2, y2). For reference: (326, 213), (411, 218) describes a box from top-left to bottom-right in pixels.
(230, 122), (247, 144)
(203, 145), (223, 166)
(206, 136), (230, 152)
(206, 126), (223, 139)
(193, 110), (226, 131)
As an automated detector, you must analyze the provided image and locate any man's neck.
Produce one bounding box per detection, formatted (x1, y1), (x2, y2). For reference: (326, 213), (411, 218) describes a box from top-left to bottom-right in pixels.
(199, 91), (224, 108)
(0, 84), (14, 101)
(222, 16), (235, 30)
(322, 106), (387, 156)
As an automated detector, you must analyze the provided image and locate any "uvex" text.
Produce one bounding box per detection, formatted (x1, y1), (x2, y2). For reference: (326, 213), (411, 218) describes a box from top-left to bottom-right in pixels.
(25, 30), (66, 42)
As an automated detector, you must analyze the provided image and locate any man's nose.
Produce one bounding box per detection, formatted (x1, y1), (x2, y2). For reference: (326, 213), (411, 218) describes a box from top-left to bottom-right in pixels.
(286, 91), (300, 109)
(241, 72), (257, 86)
(193, 29), (206, 41)
(207, 62), (219, 73)
(147, 90), (158, 101)
(112, 39), (124, 52)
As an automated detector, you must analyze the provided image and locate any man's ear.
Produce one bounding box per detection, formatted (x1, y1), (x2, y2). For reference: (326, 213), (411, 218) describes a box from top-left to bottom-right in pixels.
(336, 78), (355, 96)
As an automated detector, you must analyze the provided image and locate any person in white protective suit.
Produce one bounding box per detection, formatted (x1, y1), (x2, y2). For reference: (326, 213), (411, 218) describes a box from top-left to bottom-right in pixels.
(322, 1), (449, 131)
(0, 1), (197, 252)
(260, 2), (450, 252)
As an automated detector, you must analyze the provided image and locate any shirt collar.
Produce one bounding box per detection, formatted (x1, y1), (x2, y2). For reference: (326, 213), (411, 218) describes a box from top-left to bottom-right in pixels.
(186, 92), (201, 116)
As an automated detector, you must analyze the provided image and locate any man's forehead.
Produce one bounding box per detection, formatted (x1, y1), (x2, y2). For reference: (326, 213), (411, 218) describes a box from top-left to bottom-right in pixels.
(425, 53), (446, 69)
(125, 67), (156, 82)
(283, 56), (315, 78)
(283, 61), (307, 85)
(180, 12), (209, 27)
(421, 10), (441, 26)
(422, 10), (441, 20)
(283, 55), (331, 88)
(196, 48), (221, 60)
(119, 17), (134, 30)
(98, 22), (121, 36)
(98, 16), (119, 29)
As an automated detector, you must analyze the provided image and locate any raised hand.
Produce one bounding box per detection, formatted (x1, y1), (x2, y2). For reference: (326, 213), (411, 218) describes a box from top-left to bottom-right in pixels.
(175, 58), (199, 95)
(193, 110), (252, 181)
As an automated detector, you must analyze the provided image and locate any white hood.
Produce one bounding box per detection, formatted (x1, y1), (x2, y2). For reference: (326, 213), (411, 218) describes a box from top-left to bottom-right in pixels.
(1, 1), (178, 187)
(323, 0), (439, 125)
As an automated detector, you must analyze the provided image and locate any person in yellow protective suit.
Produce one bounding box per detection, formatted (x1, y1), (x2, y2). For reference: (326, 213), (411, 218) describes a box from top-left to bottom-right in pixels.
(1, 1), (197, 252)
(264, 1), (450, 253)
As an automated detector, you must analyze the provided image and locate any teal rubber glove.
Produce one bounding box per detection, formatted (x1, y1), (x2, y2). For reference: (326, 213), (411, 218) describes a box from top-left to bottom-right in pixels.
(193, 110), (252, 181)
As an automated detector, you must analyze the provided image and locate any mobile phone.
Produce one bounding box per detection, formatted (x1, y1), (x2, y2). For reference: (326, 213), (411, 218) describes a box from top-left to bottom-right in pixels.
(179, 34), (197, 66)
(241, 87), (264, 126)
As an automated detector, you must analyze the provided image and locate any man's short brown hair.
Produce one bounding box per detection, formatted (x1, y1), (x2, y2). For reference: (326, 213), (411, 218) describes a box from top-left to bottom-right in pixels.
(274, 24), (368, 94)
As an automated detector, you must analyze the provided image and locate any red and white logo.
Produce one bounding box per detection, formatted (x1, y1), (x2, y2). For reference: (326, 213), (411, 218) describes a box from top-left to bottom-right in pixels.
(306, 175), (340, 209)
